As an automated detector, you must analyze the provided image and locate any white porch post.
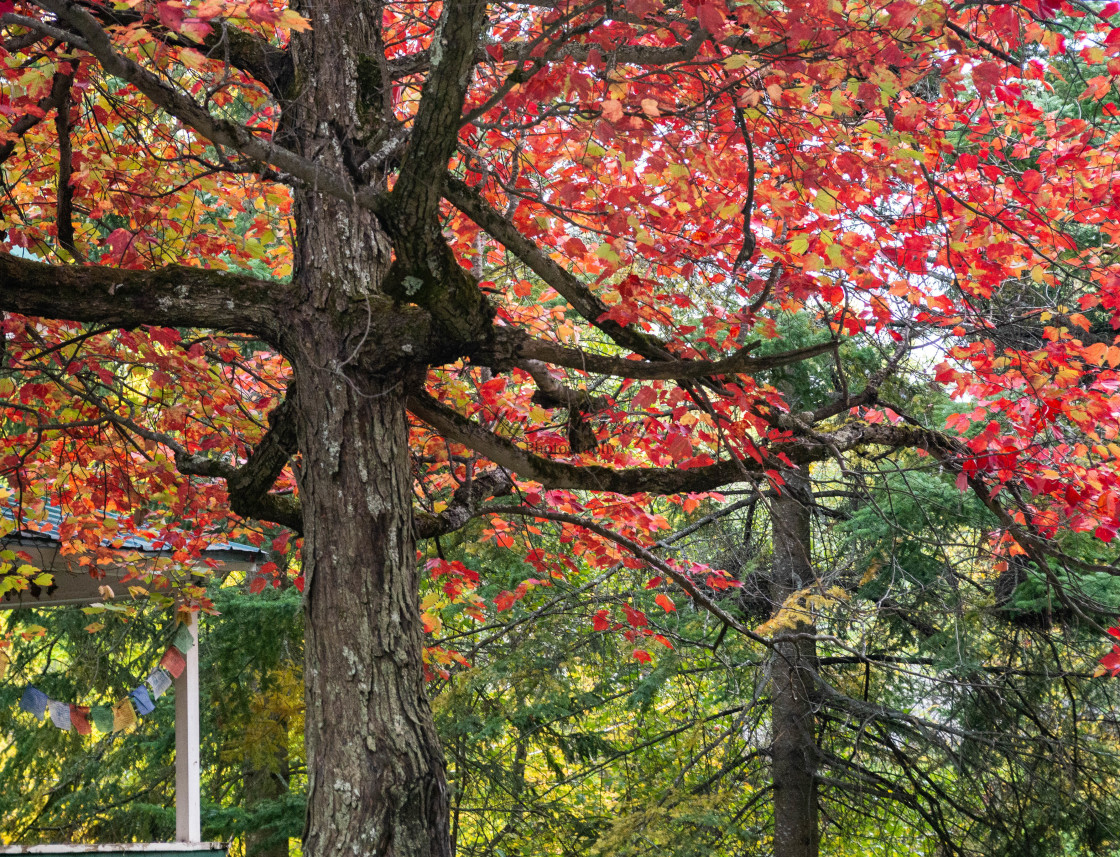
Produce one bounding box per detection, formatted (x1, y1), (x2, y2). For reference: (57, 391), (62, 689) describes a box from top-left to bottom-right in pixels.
(174, 616), (201, 843)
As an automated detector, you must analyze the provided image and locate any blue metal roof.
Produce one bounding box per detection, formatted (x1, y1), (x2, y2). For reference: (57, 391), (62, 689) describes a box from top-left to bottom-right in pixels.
(0, 500), (263, 557)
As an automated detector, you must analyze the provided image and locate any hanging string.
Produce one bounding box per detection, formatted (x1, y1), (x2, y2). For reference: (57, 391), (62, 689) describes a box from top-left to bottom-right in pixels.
(8, 617), (195, 735)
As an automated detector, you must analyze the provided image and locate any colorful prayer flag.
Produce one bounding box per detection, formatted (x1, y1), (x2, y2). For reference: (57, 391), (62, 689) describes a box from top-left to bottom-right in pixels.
(48, 700), (72, 730)
(172, 622), (195, 653)
(147, 668), (172, 699)
(129, 686), (155, 716)
(160, 646), (186, 679)
(70, 705), (92, 736)
(19, 686), (49, 720)
(112, 698), (136, 732)
(89, 705), (114, 733)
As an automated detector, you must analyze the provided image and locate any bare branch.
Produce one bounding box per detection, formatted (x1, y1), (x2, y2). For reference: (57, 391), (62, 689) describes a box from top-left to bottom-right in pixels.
(484, 503), (772, 646)
(512, 335), (839, 381)
(414, 468), (515, 540)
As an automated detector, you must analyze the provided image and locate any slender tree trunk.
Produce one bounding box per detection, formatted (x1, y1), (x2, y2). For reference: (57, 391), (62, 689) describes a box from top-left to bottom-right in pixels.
(769, 469), (820, 857)
(244, 742), (289, 857)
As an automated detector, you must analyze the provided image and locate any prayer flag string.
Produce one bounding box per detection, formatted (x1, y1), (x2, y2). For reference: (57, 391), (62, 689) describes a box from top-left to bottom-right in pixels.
(6, 619), (194, 736)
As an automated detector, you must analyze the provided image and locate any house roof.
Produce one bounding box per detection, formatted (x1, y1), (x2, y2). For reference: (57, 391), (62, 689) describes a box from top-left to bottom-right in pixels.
(0, 499), (264, 609)
(2, 500), (261, 556)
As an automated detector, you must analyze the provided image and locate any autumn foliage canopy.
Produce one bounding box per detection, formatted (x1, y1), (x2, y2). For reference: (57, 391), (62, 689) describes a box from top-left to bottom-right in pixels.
(3, 0), (1120, 853)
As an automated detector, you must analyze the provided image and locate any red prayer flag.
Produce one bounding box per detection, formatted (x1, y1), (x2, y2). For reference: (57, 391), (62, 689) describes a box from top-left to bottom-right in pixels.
(70, 705), (92, 735)
(160, 646), (186, 679)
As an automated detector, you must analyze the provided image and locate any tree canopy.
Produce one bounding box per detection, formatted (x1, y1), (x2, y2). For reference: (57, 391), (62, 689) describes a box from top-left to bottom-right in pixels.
(4, 1), (1120, 856)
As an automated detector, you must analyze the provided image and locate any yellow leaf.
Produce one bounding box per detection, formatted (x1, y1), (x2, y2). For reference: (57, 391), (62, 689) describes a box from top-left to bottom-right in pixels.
(860, 558), (882, 586)
(279, 9), (313, 32)
(180, 48), (208, 71)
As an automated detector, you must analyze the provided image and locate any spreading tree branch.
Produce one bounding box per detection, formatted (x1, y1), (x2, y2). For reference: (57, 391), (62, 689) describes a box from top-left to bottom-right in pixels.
(409, 389), (759, 493)
(0, 253), (288, 336)
(444, 176), (673, 360)
(511, 334), (839, 381)
(32, 0), (367, 206)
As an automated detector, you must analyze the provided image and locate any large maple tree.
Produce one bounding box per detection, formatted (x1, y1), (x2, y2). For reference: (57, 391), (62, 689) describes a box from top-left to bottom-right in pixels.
(3, 1), (1120, 856)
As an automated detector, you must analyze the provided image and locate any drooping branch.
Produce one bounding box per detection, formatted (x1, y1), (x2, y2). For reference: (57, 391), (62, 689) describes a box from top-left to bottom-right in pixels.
(44, 2), (295, 98)
(0, 253), (289, 336)
(480, 503), (771, 646)
(175, 387), (303, 533)
(17, 360), (303, 532)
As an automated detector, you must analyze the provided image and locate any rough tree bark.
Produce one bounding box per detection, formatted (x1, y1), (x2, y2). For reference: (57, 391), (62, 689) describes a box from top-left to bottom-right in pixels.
(769, 469), (820, 857)
(294, 370), (448, 857)
(278, 3), (450, 855)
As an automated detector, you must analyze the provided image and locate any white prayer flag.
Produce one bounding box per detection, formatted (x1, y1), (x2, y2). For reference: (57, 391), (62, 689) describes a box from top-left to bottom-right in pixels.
(147, 668), (173, 699)
(48, 700), (72, 730)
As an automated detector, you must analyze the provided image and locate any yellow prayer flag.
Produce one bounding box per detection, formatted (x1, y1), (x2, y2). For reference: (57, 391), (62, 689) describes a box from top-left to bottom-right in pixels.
(112, 698), (137, 733)
(0, 650), (8, 680)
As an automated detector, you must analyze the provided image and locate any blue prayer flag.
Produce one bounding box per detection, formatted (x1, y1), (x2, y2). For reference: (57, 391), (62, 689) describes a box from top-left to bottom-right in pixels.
(19, 686), (49, 720)
(129, 686), (155, 716)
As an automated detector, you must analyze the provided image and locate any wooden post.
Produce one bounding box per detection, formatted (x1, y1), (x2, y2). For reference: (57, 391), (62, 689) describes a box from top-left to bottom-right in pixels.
(175, 616), (201, 843)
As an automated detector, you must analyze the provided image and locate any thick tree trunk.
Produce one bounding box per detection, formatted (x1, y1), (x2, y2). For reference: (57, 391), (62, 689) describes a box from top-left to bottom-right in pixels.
(279, 4), (452, 855)
(295, 368), (449, 857)
(769, 469), (820, 857)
